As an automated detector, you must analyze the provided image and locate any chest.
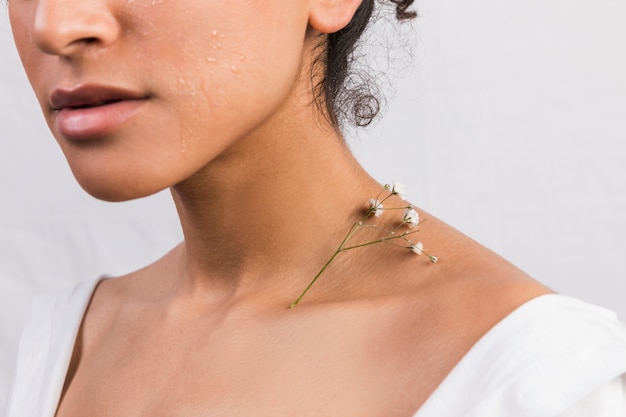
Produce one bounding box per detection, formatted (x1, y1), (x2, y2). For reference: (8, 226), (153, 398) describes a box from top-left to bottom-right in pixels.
(53, 307), (463, 417)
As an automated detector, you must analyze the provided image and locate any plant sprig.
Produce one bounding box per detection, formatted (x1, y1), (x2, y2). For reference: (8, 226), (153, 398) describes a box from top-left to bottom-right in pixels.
(289, 182), (437, 308)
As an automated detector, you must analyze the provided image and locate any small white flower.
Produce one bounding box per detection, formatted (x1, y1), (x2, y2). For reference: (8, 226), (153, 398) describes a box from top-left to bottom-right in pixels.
(368, 198), (384, 217)
(391, 181), (407, 200)
(410, 242), (424, 255)
(403, 207), (419, 228)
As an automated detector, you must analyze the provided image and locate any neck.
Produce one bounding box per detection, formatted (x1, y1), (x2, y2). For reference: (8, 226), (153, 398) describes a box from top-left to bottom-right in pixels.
(168, 108), (381, 306)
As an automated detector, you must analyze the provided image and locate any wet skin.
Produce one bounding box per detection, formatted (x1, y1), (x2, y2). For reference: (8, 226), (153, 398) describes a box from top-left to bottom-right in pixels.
(9, 0), (551, 415)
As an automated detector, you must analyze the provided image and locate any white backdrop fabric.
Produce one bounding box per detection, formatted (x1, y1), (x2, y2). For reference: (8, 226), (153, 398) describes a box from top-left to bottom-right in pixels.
(1, 0), (625, 411)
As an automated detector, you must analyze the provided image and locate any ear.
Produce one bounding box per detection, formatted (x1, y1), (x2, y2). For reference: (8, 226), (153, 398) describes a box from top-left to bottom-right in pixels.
(308, 0), (363, 34)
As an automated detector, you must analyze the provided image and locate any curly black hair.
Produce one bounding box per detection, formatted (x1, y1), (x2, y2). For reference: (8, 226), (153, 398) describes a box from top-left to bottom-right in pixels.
(314, 0), (417, 129)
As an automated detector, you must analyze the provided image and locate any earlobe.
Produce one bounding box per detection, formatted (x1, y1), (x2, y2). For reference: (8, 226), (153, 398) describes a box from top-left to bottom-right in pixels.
(309, 0), (364, 34)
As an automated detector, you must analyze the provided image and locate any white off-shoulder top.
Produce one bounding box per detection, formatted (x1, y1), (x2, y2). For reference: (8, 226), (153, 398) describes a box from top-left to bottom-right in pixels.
(4, 277), (626, 417)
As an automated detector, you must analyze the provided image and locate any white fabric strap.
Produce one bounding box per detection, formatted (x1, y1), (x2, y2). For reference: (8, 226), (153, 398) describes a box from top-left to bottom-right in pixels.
(4, 278), (102, 417)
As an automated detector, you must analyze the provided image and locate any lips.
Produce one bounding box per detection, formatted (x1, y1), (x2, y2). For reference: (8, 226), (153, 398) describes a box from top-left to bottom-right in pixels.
(50, 85), (149, 140)
(50, 85), (147, 110)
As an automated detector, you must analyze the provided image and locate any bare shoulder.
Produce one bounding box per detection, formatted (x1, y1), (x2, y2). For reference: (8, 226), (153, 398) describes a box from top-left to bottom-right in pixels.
(81, 246), (182, 339)
(392, 210), (552, 325)
(350, 212), (554, 407)
(62, 224), (552, 415)
(374, 213), (549, 365)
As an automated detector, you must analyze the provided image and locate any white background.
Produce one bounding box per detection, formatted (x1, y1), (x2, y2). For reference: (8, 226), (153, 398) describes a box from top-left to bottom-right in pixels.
(1, 0), (625, 410)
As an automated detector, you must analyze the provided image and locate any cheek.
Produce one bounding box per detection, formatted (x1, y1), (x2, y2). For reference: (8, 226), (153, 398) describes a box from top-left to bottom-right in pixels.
(9, 4), (45, 101)
(8, 2), (29, 57)
(138, 5), (308, 148)
(7, 0), (312, 202)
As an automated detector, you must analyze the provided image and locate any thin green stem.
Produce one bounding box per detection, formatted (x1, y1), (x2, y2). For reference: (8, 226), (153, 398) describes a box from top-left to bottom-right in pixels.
(289, 221), (362, 308)
(289, 249), (342, 308)
(341, 240), (389, 251)
(342, 234), (405, 251)
(288, 187), (437, 308)
(341, 225), (425, 251)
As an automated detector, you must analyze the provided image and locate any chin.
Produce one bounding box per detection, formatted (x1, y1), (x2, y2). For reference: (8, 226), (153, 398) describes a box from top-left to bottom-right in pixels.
(62, 147), (186, 202)
(80, 182), (162, 203)
(72, 170), (168, 203)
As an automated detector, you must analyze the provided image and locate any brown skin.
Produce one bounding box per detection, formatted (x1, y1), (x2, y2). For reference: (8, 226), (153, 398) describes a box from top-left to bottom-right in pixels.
(57, 221), (549, 417)
(9, 0), (551, 415)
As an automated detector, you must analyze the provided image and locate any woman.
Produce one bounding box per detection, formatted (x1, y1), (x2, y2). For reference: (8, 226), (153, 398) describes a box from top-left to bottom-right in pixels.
(5, 0), (626, 416)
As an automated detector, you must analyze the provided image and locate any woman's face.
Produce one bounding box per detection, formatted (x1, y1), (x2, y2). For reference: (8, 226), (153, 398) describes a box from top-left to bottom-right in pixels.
(9, 0), (312, 200)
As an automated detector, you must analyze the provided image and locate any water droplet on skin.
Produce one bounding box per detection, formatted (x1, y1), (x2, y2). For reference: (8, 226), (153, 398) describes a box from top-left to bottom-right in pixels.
(179, 132), (187, 157)
(211, 30), (218, 37)
(206, 57), (216, 63)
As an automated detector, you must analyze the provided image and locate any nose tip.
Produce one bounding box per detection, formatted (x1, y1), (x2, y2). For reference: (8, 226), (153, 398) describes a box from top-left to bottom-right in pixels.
(32, 1), (119, 57)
